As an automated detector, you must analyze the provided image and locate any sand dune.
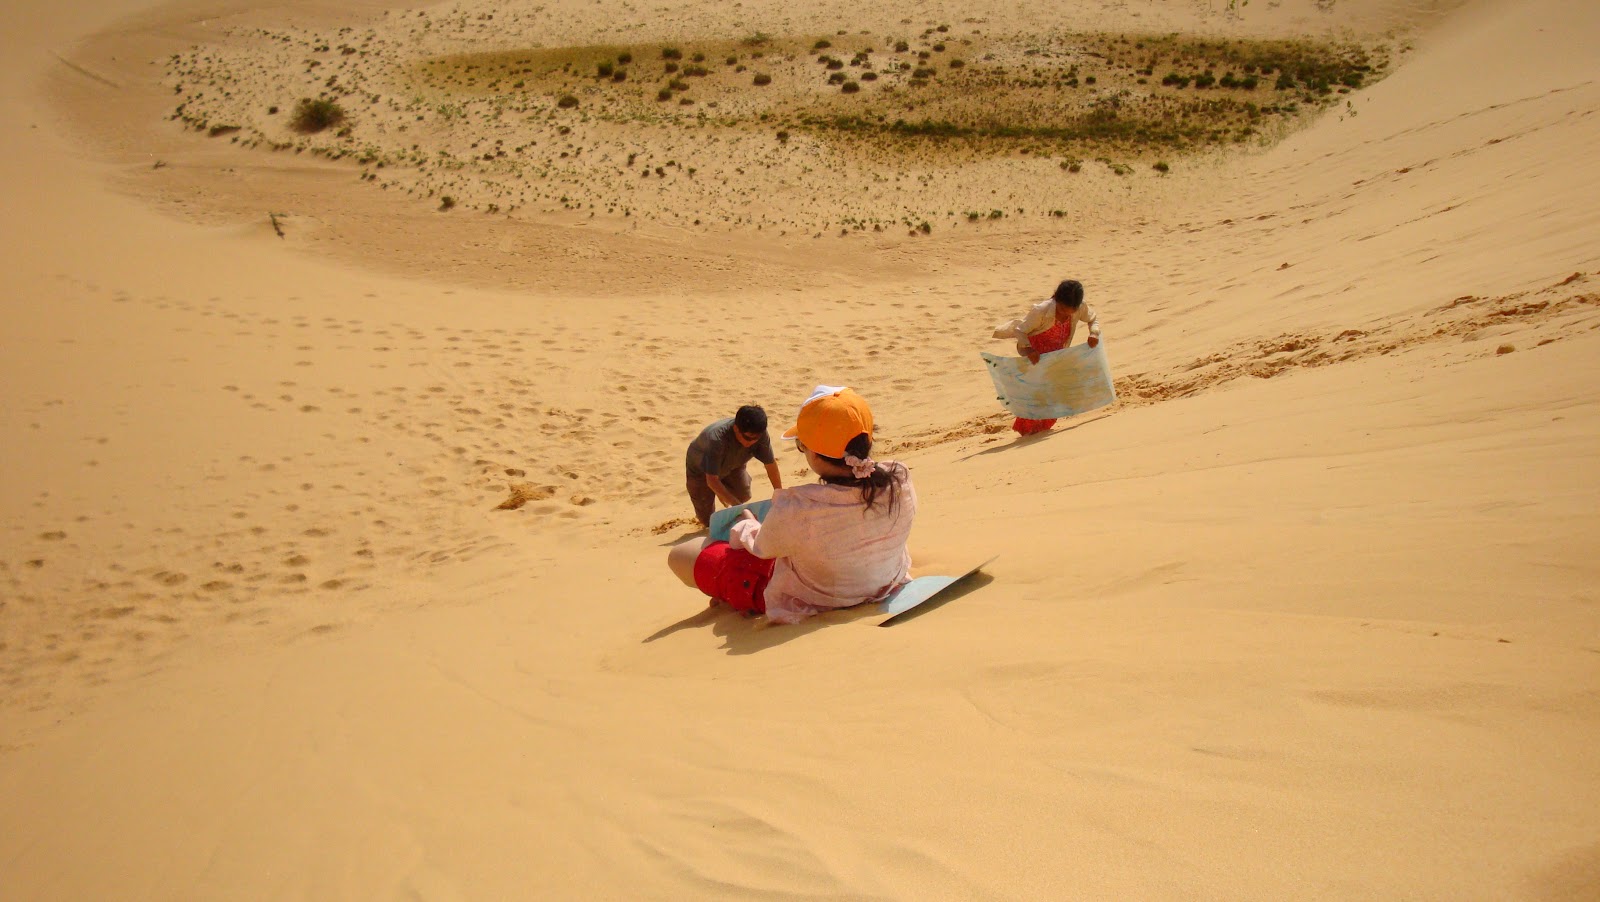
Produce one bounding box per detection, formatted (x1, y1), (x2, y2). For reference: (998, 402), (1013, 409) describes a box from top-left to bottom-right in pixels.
(2, 0), (1597, 898)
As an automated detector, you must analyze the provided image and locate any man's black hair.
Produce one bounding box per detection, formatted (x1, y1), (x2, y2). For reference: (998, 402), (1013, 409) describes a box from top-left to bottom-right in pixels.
(1052, 279), (1085, 308)
(734, 405), (767, 434)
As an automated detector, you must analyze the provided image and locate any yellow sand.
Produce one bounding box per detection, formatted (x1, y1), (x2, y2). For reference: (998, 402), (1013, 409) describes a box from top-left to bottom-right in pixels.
(2, 0), (1598, 897)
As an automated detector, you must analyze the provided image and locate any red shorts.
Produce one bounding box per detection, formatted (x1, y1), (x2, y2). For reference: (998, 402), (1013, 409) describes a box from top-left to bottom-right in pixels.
(692, 541), (775, 614)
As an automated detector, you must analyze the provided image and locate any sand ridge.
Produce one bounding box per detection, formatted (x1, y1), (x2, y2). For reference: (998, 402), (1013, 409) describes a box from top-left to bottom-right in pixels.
(2, 0), (1599, 896)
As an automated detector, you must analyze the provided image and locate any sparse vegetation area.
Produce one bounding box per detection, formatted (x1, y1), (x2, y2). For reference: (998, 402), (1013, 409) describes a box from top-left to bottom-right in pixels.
(164, 22), (1391, 236)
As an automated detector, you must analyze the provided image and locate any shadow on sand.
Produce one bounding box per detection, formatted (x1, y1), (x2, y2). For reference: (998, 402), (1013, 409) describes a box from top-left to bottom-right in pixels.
(958, 409), (1113, 461)
(643, 568), (996, 650)
(644, 599), (879, 654)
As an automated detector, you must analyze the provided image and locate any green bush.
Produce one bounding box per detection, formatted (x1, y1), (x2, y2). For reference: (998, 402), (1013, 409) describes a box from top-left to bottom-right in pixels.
(753, 72), (772, 86)
(557, 94), (579, 108)
(290, 97), (345, 133)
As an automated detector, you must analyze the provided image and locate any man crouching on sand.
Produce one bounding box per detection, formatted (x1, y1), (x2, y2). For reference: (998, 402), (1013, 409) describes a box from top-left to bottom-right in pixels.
(685, 405), (782, 527)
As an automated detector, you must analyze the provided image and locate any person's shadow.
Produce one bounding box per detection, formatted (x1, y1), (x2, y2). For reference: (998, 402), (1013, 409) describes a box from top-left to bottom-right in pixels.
(959, 409), (1113, 461)
(642, 602), (879, 654)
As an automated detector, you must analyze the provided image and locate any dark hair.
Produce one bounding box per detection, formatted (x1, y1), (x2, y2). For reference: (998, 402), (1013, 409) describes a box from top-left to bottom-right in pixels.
(733, 405), (767, 434)
(817, 433), (906, 517)
(1052, 279), (1085, 308)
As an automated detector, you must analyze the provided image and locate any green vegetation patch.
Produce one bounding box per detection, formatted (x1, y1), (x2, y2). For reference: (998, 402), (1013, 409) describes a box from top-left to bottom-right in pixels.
(403, 31), (1386, 162)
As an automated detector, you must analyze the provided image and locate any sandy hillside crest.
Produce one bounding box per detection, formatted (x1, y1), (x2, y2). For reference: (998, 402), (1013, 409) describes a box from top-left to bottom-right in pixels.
(2, 0), (1598, 898)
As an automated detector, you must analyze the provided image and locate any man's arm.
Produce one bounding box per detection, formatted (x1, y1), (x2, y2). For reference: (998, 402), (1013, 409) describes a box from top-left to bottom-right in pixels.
(764, 461), (783, 491)
(705, 473), (740, 508)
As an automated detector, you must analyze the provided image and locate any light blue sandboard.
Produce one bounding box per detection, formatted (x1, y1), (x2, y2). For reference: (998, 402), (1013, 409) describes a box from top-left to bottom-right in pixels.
(877, 556), (998, 626)
(707, 499), (772, 542)
(982, 343), (1116, 420)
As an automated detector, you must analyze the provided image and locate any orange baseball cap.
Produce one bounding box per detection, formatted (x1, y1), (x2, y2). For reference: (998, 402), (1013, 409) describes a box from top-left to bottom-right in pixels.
(781, 385), (874, 459)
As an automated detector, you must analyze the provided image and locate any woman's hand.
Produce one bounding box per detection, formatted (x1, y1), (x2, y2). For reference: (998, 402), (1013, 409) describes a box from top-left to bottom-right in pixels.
(1087, 335), (1100, 348)
(1025, 351), (1042, 364)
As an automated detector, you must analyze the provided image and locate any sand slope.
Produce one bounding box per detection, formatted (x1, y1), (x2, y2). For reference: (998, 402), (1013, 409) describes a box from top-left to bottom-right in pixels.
(2, 0), (1598, 898)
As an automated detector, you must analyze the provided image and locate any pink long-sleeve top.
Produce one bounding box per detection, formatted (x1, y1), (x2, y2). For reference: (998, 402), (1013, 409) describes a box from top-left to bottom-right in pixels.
(727, 465), (916, 624)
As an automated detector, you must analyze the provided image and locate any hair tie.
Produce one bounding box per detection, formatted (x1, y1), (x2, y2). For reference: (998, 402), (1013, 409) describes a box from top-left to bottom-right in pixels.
(844, 454), (877, 479)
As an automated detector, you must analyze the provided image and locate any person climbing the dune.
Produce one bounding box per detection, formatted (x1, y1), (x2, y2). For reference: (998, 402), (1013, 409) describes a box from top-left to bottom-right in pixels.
(992, 278), (1103, 436)
(684, 404), (783, 527)
(667, 386), (916, 624)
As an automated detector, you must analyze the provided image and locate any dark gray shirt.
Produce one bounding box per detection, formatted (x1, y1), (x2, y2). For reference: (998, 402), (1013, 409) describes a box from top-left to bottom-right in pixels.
(685, 418), (775, 479)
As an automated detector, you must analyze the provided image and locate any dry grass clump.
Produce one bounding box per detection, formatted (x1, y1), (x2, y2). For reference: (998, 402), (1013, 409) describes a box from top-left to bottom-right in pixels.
(289, 97), (344, 133)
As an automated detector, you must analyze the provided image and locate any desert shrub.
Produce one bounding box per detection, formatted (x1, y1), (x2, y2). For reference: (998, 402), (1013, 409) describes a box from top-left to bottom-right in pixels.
(752, 72), (772, 86)
(814, 40), (831, 50)
(557, 94), (579, 108)
(949, 59), (965, 69)
(828, 72), (846, 84)
(692, 52), (706, 62)
(1153, 161), (1170, 172)
(912, 67), (937, 79)
(612, 70), (627, 82)
(618, 52), (633, 64)
(597, 61), (614, 78)
(776, 130), (790, 142)
(861, 71), (878, 81)
(438, 196), (456, 211)
(290, 97), (345, 133)
(656, 88), (672, 101)
(894, 40), (910, 52)
(826, 58), (844, 70)
(668, 78), (688, 91)
(662, 47), (682, 60)
(841, 80), (860, 93)
(683, 65), (709, 77)
(664, 61), (679, 73)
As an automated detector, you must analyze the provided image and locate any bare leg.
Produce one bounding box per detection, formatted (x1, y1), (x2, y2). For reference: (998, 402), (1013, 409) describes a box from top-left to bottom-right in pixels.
(667, 537), (708, 588)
